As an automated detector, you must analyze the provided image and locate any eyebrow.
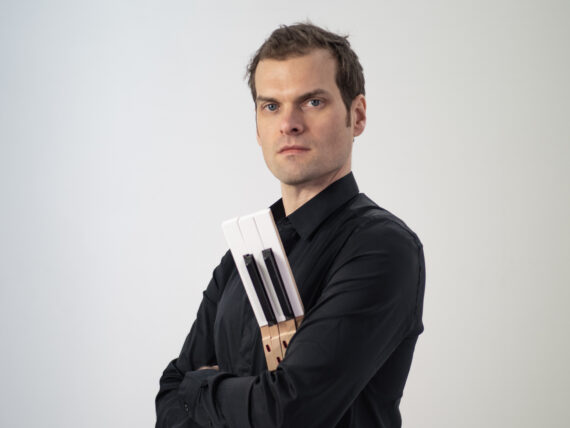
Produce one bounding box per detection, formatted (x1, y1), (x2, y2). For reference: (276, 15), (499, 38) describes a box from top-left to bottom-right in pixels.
(256, 89), (331, 105)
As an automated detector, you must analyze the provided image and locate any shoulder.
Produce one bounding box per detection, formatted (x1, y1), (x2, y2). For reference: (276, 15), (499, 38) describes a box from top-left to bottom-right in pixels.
(321, 194), (425, 328)
(327, 194), (424, 290)
(341, 193), (422, 253)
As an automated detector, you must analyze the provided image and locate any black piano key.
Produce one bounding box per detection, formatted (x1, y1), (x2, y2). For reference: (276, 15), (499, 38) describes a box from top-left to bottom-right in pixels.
(243, 254), (277, 325)
(262, 248), (294, 319)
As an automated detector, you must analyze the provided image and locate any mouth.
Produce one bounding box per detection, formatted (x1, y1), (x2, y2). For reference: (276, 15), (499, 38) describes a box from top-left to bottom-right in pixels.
(279, 146), (310, 154)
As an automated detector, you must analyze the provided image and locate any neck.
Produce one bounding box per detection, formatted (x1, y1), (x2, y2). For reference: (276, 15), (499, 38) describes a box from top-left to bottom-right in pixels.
(281, 169), (351, 216)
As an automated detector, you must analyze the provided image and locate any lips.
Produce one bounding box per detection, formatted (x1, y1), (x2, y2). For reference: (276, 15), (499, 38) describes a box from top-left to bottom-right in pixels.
(279, 145), (310, 154)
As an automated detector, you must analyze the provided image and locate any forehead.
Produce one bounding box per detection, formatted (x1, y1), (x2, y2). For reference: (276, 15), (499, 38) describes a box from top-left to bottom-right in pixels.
(255, 49), (339, 98)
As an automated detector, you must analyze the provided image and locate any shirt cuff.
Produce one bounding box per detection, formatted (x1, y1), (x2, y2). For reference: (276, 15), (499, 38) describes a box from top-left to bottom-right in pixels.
(178, 369), (218, 423)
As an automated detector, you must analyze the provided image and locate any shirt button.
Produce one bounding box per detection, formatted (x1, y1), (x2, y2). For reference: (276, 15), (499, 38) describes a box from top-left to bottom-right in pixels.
(184, 402), (189, 413)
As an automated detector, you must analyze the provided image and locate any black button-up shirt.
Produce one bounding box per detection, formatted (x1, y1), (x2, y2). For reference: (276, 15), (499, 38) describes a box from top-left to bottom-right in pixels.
(156, 173), (425, 428)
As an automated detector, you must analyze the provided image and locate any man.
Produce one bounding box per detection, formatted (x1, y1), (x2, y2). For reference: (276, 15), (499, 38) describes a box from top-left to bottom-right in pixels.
(156, 23), (425, 428)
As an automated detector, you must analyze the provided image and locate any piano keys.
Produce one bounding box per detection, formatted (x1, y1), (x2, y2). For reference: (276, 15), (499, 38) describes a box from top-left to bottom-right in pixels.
(222, 208), (304, 370)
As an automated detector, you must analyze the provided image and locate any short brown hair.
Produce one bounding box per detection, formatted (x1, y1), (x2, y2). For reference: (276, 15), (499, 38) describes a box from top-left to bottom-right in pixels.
(246, 23), (365, 116)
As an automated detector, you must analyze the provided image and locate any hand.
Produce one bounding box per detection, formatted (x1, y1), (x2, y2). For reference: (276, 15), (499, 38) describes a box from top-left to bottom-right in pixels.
(197, 365), (219, 371)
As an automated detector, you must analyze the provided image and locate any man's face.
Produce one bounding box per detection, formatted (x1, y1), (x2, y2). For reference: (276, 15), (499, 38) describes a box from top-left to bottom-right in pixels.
(254, 49), (366, 189)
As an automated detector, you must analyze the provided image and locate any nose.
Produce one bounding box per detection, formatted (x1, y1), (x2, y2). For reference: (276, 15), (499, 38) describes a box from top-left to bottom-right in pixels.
(280, 106), (305, 135)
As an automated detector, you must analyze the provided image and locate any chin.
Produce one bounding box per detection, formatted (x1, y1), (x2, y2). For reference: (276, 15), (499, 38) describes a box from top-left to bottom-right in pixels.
(273, 171), (309, 186)
(276, 170), (324, 187)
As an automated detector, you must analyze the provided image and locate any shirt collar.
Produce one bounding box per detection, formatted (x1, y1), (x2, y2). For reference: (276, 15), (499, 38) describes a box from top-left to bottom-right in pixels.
(270, 172), (360, 240)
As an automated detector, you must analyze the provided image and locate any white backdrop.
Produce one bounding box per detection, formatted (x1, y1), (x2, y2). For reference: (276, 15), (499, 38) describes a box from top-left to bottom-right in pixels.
(1, 1), (568, 427)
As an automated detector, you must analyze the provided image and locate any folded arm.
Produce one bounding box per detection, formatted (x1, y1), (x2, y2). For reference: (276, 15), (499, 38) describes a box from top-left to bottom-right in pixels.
(157, 220), (424, 428)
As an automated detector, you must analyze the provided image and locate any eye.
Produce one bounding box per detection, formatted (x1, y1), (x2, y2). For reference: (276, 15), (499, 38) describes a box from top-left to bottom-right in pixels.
(305, 99), (323, 108)
(264, 103), (278, 112)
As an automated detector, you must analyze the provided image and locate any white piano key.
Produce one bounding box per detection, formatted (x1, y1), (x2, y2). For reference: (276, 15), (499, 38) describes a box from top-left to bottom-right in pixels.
(253, 209), (304, 318)
(221, 218), (267, 327)
(238, 213), (286, 323)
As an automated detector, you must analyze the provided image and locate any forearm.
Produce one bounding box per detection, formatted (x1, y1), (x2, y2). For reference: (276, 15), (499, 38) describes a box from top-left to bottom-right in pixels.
(183, 308), (417, 427)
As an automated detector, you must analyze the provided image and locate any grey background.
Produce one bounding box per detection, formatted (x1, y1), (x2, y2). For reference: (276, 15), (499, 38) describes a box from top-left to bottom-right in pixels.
(1, 0), (568, 427)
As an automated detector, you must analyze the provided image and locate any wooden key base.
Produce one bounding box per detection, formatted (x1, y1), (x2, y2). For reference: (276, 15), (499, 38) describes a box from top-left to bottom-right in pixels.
(260, 317), (303, 371)
(277, 319), (297, 356)
(260, 324), (283, 371)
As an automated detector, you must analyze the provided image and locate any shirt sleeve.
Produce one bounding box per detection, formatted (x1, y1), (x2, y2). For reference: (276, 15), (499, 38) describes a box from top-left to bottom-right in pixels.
(155, 251), (234, 428)
(180, 218), (425, 428)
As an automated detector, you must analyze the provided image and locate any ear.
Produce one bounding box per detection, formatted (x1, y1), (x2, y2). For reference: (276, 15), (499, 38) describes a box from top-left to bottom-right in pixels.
(351, 95), (366, 137)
